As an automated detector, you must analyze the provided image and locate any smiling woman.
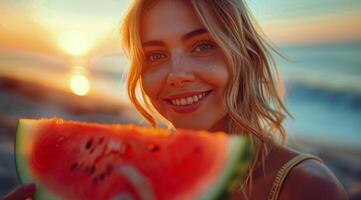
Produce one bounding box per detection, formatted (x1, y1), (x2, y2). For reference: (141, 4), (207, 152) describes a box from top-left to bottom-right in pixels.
(120, 0), (348, 199)
(1, 0), (356, 199)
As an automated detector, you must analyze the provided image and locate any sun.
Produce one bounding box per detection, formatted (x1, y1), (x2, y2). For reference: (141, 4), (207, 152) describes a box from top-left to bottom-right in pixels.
(57, 30), (96, 56)
(69, 66), (90, 96)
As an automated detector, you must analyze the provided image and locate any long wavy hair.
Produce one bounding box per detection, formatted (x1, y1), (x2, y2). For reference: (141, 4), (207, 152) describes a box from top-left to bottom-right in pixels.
(120, 0), (291, 194)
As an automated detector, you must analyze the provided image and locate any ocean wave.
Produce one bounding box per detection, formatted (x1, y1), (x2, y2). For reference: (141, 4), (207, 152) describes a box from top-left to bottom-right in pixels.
(284, 80), (361, 110)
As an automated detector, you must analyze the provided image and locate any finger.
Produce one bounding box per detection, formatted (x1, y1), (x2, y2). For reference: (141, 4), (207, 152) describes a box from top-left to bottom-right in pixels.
(3, 183), (36, 200)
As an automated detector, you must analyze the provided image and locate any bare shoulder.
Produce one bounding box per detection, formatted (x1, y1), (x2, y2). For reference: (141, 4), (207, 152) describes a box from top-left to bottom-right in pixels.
(280, 158), (349, 200)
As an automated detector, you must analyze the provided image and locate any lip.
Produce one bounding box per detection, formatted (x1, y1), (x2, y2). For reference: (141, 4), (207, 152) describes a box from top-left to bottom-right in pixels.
(164, 90), (212, 114)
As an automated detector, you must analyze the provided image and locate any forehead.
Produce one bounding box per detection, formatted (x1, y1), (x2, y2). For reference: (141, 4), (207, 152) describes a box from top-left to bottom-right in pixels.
(140, 0), (205, 42)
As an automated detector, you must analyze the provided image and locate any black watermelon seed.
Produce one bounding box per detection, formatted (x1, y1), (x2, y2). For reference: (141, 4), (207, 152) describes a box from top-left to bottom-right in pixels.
(70, 162), (78, 171)
(89, 166), (96, 175)
(148, 144), (160, 152)
(85, 139), (93, 150)
(99, 173), (106, 181)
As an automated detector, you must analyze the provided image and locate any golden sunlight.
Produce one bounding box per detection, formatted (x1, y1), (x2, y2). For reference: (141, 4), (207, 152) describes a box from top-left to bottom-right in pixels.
(57, 30), (95, 56)
(69, 66), (90, 96)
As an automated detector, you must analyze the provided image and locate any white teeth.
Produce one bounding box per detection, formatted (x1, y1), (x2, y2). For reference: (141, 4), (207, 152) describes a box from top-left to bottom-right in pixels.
(170, 91), (209, 106)
(186, 97), (193, 104)
(180, 98), (187, 105)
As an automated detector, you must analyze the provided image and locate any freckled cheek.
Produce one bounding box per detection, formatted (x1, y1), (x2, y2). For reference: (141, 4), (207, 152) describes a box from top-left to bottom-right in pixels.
(192, 58), (229, 92)
(141, 68), (168, 101)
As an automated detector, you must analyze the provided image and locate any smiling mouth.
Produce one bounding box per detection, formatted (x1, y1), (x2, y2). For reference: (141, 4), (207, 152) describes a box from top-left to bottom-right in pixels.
(164, 90), (212, 106)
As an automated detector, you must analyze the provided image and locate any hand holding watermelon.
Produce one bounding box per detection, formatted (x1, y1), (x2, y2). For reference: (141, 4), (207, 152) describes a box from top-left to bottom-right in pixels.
(2, 183), (36, 200)
(14, 118), (253, 200)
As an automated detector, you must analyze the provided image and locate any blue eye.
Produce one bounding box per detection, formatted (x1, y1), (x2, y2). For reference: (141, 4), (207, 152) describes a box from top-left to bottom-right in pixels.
(147, 52), (166, 62)
(193, 42), (214, 53)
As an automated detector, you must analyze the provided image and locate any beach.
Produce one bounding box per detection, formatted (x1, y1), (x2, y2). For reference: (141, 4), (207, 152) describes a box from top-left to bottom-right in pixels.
(0, 75), (360, 199)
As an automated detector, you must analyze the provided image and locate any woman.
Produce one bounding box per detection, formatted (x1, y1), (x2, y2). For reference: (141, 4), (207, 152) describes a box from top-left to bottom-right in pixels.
(5, 0), (348, 199)
(120, 0), (348, 199)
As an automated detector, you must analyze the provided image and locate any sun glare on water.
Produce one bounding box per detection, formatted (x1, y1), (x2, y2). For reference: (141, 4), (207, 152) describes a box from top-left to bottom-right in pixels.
(69, 66), (90, 96)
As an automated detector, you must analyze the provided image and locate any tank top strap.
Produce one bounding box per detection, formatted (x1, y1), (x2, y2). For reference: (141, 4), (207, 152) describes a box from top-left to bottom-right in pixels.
(267, 154), (323, 200)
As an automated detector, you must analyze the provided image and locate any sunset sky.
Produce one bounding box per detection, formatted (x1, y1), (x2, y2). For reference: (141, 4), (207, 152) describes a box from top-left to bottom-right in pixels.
(0, 0), (360, 58)
(0, 1), (360, 132)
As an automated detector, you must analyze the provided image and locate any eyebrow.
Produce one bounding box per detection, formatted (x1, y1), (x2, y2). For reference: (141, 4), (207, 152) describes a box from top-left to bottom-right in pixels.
(142, 40), (165, 47)
(142, 28), (208, 47)
(181, 28), (208, 41)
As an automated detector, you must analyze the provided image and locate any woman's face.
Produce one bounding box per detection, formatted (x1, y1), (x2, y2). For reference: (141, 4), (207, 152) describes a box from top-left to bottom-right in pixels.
(140, 0), (229, 131)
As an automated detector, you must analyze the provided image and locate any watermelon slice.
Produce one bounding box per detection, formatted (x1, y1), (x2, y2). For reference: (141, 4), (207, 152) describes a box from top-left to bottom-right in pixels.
(15, 118), (253, 200)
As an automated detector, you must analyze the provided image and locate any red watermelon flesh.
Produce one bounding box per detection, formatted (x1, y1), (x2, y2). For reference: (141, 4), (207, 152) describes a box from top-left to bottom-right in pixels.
(15, 118), (252, 200)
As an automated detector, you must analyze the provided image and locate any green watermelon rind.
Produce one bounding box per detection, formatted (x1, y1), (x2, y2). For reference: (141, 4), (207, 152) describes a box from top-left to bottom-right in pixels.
(199, 136), (253, 200)
(15, 119), (57, 200)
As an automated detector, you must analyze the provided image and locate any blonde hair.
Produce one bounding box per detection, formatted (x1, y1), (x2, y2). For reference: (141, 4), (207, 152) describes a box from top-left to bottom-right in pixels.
(121, 0), (291, 195)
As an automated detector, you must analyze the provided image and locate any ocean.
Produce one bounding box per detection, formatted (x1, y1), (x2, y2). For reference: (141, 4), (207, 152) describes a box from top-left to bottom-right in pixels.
(276, 42), (361, 149)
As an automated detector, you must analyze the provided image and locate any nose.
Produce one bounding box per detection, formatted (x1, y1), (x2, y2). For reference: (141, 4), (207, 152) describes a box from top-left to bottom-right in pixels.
(166, 57), (195, 87)
(167, 70), (195, 87)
